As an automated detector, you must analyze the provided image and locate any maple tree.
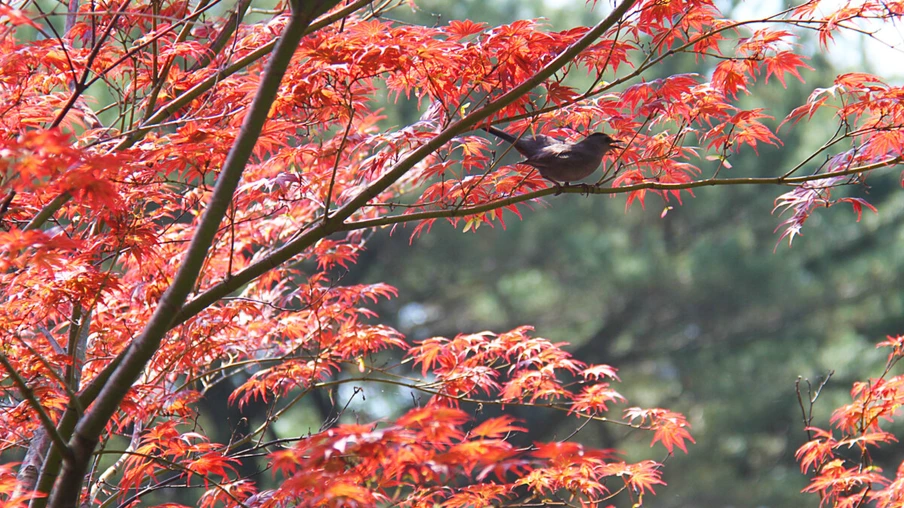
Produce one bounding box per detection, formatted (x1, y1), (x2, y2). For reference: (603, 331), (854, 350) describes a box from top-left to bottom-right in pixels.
(795, 335), (904, 508)
(0, 0), (902, 506)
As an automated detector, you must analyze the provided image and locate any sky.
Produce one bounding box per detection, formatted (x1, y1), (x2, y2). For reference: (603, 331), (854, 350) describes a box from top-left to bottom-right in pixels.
(543, 0), (904, 82)
(727, 0), (904, 82)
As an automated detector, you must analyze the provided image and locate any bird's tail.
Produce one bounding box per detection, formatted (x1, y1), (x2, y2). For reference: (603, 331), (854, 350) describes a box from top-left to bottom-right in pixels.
(482, 126), (518, 145)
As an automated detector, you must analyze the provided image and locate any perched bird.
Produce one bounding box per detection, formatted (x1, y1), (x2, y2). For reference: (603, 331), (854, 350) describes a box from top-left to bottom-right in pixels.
(483, 126), (622, 192)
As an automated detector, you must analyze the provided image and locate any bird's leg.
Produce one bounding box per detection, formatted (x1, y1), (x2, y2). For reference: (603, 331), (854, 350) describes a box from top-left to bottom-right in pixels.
(541, 175), (566, 196)
(579, 183), (594, 196)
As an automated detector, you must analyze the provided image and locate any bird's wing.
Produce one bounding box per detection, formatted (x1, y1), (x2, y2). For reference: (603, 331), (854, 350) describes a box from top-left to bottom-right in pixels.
(524, 143), (574, 165)
(484, 127), (555, 157)
(506, 135), (555, 158)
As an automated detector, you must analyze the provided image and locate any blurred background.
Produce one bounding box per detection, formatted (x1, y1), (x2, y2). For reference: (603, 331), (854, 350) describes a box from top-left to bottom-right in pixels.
(310, 0), (904, 506)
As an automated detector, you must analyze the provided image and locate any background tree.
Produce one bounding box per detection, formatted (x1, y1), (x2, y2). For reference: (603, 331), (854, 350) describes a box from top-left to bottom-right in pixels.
(0, 0), (902, 507)
(352, 4), (904, 504)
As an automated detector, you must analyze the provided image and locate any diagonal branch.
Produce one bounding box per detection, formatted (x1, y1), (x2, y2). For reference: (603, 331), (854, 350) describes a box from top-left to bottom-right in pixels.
(44, 2), (344, 507)
(37, 2), (640, 503)
(0, 352), (73, 462)
(188, 0), (254, 72)
(32, 3), (377, 505)
(140, 0), (218, 121)
(170, 0), (641, 328)
(25, 0), (377, 233)
(30, 353), (126, 508)
(50, 0), (133, 130)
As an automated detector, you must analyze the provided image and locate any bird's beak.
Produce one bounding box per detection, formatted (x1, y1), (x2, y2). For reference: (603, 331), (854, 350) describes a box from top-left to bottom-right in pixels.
(611, 139), (625, 147)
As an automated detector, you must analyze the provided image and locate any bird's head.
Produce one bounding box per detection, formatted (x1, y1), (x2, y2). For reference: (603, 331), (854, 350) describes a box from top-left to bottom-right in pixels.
(586, 132), (623, 146)
(581, 133), (624, 155)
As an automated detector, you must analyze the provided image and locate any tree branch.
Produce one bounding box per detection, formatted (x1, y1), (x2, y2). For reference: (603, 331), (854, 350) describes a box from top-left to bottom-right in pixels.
(0, 352), (73, 462)
(33, 3), (375, 504)
(44, 3), (343, 506)
(140, 0), (217, 121)
(25, 0), (375, 233)
(31, 353), (126, 508)
(188, 0), (253, 72)
(331, 155), (903, 232)
(170, 0), (641, 328)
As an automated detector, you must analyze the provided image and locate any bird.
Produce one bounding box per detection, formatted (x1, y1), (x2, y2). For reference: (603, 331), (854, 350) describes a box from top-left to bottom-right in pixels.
(482, 126), (623, 193)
